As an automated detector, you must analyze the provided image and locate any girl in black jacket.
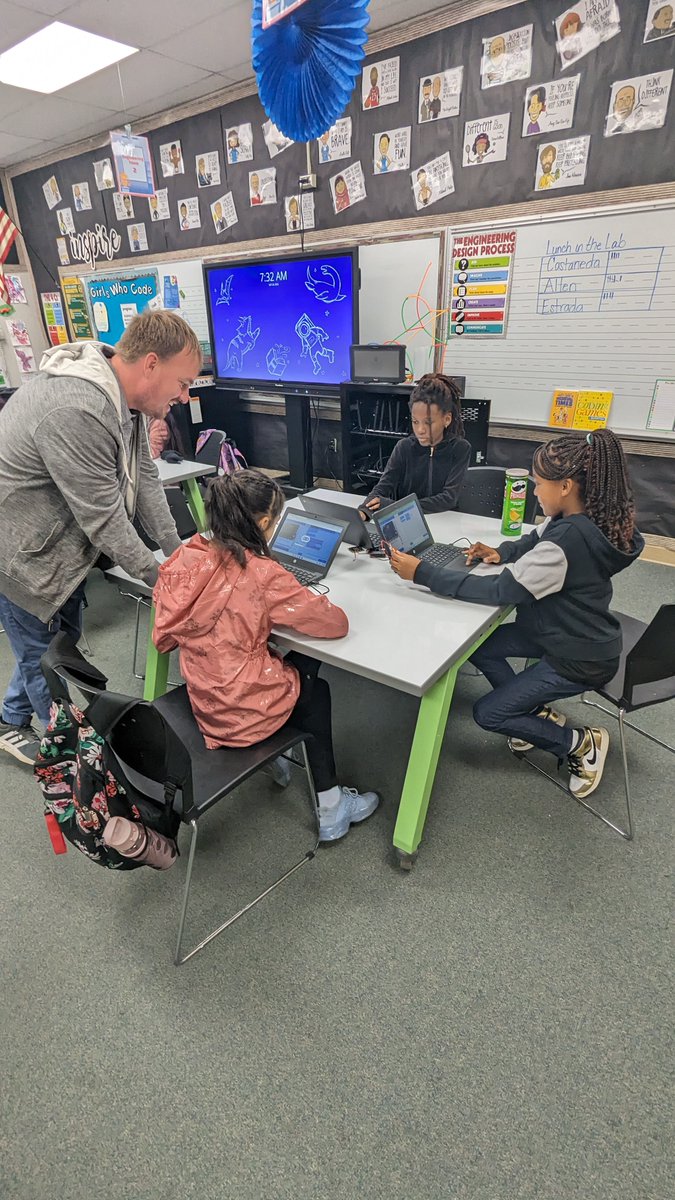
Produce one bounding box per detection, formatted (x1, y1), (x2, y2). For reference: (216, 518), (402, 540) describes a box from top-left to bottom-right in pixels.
(361, 373), (472, 517)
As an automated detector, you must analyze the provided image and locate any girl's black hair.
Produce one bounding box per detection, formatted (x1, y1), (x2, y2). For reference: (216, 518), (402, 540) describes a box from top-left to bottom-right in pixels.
(409, 373), (465, 438)
(532, 429), (635, 553)
(205, 469), (284, 566)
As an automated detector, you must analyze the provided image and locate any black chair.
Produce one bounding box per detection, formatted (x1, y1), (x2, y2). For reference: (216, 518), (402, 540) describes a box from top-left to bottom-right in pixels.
(42, 633), (320, 966)
(456, 466), (538, 524)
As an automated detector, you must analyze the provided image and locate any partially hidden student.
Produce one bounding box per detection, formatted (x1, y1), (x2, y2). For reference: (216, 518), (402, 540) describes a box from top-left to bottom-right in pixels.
(388, 429), (644, 800)
(152, 470), (379, 841)
(360, 373), (471, 518)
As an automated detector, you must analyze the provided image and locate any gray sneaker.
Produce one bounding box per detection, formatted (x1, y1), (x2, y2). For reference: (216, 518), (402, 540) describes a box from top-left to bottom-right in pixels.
(0, 722), (42, 765)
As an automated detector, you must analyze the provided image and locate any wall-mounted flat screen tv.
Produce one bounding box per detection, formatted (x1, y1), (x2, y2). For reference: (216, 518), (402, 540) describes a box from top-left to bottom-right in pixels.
(204, 250), (358, 395)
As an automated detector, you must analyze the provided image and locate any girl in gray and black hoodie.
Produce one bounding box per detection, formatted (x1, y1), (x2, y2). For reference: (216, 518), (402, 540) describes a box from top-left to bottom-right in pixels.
(390, 429), (644, 802)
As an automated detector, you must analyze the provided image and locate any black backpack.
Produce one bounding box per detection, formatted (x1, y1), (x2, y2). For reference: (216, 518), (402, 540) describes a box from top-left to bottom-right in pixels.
(35, 636), (184, 871)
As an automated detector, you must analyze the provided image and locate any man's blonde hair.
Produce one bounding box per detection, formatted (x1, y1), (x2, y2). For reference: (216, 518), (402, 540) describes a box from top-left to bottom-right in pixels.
(116, 310), (201, 365)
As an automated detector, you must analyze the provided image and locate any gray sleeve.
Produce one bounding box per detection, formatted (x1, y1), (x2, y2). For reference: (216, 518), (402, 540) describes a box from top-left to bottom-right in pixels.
(134, 422), (182, 557)
(415, 537), (568, 606)
(505, 538), (568, 598)
(34, 408), (162, 586)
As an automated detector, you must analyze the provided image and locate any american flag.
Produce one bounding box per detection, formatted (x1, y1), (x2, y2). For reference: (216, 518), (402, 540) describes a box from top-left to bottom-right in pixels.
(0, 205), (19, 264)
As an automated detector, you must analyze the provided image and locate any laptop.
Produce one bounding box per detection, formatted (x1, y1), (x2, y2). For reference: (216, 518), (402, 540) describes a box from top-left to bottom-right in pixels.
(371, 493), (472, 570)
(297, 494), (381, 551)
(269, 508), (349, 585)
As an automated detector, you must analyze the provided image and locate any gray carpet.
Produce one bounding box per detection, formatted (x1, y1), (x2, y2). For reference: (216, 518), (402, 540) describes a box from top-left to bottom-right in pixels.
(1, 561), (673, 1200)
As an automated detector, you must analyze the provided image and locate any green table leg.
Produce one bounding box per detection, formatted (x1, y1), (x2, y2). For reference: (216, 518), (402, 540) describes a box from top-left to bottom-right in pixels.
(182, 475), (207, 533)
(143, 605), (170, 701)
(393, 611), (512, 864)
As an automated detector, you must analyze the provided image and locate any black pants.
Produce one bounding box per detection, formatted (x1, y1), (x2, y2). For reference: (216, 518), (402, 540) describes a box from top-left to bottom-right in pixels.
(282, 653), (337, 793)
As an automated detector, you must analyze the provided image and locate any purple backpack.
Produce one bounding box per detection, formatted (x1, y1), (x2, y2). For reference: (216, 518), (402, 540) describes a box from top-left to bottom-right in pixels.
(195, 429), (247, 475)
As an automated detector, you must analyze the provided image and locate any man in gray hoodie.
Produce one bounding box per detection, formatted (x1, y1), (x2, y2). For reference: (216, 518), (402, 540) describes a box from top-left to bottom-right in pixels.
(0, 309), (202, 764)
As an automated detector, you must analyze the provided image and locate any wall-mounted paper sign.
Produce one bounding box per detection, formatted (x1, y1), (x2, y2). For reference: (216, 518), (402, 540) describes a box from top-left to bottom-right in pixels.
(110, 130), (157, 197)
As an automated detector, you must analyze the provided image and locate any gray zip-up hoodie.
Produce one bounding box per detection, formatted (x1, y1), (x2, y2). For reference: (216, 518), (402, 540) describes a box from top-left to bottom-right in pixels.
(0, 341), (181, 622)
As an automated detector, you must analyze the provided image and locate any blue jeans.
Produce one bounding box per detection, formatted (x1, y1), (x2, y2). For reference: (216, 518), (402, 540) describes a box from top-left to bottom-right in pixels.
(0, 584), (86, 727)
(470, 624), (585, 758)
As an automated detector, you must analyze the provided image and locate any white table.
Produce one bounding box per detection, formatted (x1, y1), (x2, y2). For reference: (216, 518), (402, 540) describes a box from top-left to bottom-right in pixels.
(120, 487), (526, 866)
(156, 457), (215, 532)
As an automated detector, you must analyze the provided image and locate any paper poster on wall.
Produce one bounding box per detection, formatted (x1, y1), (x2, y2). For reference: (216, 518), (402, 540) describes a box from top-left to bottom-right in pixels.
(113, 192), (135, 221)
(41, 292), (68, 346)
(211, 192), (238, 234)
(196, 152), (221, 187)
(449, 228), (516, 337)
(56, 207), (75, 235)
(5, 275), (26, 306)
(362, 57), (400, 109)
(178, 198), (201, 230)
(534, 136), (590, 190)
(0, 349), (7, 387)
(373, 127), (411, 174)
(62, 276), (93, 340)
(110, 130), (156, 197)
(93, 158), (115, 190)
(14, 345), (36, 374)
(411, 152), (455, 210)
(647, 379), (675, 430)
(644, 0), (675, 40)
(549, 389), (613, 429)
(249, 169), (277, 206)
(163, 276), (179, 309)
(72, 183), (91, 212)
(8, 318), (30, 346)
(128, 223), (148, 253)
(284, 193), (315, 232)
(555, 1), (620, 69)
(330, 162), (366, 213)
(262, 119), (293, 158)
(226, 124), (254, 164)
(148, 189), (170, 221)
(317, 118), (352, 164)
(42, 176), (61, 209)
(159, 141), (184, 177)
(604, 70), (673, 135)
(418, 67), (463, 122)
(522, 76), (580, 136)
(85, 272), (159, 345)
(463, 114), (510, 165)
(56, 238), (70, 266)
(481, 25), (533, 88)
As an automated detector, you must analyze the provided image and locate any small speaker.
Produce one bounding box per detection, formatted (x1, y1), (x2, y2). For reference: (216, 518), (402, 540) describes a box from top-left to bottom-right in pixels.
(350, 343), (406, 384)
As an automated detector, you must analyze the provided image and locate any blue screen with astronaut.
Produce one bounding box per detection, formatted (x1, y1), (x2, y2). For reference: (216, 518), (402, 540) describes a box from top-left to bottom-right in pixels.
(205, 252), (357, 390)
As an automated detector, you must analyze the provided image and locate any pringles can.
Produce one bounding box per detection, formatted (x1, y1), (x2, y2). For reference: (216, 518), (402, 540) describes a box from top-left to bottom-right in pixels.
(500, 469), (529, 537)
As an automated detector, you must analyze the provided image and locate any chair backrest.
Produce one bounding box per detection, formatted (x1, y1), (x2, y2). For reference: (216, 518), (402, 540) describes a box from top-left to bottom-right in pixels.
(624, 605), (675, 703)
(456, 466), (538, 523)
(195, 429), (227, 470)
(165, 487), (197, 539)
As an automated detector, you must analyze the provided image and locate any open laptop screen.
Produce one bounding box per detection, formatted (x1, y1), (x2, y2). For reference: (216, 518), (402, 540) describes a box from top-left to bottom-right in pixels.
(271, 510), (345, 569)
(373, 495), (433, 554)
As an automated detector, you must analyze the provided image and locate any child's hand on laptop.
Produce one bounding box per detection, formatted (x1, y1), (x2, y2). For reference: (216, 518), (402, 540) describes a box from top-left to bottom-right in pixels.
(389, 546), (421, 581)
(465, 541), (501, 565)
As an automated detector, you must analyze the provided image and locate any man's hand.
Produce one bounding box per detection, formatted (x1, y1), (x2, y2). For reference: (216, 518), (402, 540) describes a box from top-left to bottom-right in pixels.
(465, 541), (501, 565)
(359, 497), (381, 519)
(390, 546), (421, 581)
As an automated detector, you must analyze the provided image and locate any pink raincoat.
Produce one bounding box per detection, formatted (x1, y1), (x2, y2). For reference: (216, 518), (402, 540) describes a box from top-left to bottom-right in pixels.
(152, 535), (348, 748)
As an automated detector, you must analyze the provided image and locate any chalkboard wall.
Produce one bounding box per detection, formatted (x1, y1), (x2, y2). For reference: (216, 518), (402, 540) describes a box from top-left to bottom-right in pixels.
(10, 0), (675, 299)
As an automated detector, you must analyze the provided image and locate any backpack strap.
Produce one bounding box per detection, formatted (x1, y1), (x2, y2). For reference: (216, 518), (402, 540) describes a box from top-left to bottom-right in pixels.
(41, 632), (108, 703)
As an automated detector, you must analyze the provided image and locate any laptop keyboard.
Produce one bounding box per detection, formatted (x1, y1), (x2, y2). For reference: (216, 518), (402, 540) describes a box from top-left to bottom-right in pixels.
(282, 564), (321, 586)
(420, 543), (465, 568)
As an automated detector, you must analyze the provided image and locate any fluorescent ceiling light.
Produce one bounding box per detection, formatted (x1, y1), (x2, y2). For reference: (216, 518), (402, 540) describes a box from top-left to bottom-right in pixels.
(0, 21), (137, 94)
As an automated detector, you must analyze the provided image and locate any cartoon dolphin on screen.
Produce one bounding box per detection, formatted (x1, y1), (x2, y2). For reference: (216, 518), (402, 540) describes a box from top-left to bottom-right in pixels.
(305, 263), (345, 304)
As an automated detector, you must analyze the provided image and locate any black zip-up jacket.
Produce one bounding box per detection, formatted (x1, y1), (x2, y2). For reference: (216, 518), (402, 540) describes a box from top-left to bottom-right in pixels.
(415, 513), (644, 684)
(365, 433), (472, 513)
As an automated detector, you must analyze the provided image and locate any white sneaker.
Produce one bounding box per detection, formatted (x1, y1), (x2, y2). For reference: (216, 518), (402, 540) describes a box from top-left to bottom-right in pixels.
(568, 727), (610, 800)
(319, 786), (380, 842)
(0, 722), (42, 765)
(508, 706), (567, 753)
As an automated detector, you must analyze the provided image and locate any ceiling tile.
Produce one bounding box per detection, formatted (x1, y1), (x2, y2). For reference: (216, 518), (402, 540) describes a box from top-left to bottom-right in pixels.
(0, 128), (45, 162)
(61, 50), (212, 112)
(6, 94), (117, 140)
(61, 0), (235, 51)
(0, 80), (31, 121)
(0, 0), (47, 54)
(128, 74), (232, 122)
(155, 5), (253, 75)
(221, 61), (256, 85)
(8, 1), (73, 13)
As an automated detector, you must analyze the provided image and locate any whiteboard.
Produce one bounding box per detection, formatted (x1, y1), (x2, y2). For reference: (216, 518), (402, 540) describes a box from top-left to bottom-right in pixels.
(359, 237), (440, 382)
(441, 207), (675, 436)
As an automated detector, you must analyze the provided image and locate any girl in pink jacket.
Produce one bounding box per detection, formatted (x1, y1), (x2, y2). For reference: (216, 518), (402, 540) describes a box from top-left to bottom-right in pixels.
(152, 470), (379, 841)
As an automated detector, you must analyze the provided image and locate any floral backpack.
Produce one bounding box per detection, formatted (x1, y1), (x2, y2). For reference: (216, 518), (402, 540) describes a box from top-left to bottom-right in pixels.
(35, 637), (183, 871)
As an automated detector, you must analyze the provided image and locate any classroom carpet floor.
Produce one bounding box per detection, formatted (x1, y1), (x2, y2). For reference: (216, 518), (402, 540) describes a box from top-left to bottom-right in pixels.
(1, 559), (673, 1200)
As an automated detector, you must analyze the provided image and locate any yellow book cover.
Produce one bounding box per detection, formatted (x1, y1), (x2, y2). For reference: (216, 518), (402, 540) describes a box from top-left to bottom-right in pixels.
(572, 391), (613, 430)
(549, 390), (577, 428)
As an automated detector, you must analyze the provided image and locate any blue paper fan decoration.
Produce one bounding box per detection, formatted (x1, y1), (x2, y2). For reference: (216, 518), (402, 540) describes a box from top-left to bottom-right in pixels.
(252, 0), (370, 144)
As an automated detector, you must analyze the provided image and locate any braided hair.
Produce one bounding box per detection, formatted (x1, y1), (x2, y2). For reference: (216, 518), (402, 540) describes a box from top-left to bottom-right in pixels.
(409, 373), (465, 438)
(532, 429), (635, 553)
(205, 469), (284, 566)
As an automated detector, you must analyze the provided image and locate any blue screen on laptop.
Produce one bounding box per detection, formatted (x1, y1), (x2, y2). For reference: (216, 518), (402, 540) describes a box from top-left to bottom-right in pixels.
(273, 512), (343, 566)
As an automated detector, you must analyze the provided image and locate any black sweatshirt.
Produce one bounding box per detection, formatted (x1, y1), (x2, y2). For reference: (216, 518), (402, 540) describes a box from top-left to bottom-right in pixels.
(365, 433), (472, 513)
(415, 513), (644, 684)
